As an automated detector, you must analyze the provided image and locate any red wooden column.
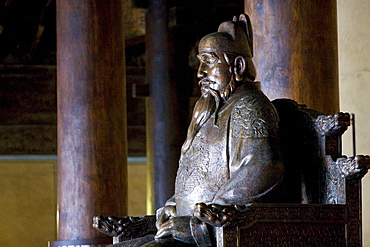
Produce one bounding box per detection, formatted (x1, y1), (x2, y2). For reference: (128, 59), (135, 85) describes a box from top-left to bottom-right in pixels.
(57, 0), (127, 241)
(245, 0), (339, 114)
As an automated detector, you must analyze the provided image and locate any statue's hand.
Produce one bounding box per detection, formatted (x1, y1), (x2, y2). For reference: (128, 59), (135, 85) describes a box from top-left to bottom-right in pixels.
(194, 203), (252, 227)
(156, 205), (177, 229)
(155, 216), (195, 244)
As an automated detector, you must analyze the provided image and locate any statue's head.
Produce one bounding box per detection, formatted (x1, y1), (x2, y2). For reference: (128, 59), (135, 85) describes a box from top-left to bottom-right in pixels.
(182, 15), (257, 153)
(197, 14), (256, 101)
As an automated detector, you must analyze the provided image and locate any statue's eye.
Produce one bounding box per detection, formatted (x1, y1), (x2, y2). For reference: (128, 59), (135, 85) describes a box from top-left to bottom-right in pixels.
(197, 53), (218, 65)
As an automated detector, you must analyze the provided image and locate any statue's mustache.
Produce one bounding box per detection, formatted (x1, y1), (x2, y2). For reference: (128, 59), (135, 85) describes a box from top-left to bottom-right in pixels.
(200, 75), (235, 102)
(199, 78), (215, 86)
(199, 78), (219, 99)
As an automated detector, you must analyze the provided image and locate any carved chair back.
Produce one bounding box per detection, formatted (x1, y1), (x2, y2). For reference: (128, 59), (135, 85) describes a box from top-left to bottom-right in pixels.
(215, 99), (369, 247)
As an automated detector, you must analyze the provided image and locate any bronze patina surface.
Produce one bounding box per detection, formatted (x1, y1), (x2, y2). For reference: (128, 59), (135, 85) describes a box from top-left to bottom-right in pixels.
(94, 14), (284, 246)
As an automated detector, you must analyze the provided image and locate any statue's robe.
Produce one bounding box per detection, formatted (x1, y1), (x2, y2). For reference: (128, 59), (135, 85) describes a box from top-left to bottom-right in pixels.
(114, 84), (284, 246)
(175, 84), (284, 216)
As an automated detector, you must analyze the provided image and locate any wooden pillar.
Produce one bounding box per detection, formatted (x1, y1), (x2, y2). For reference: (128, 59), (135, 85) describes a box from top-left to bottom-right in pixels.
(146, 0), (189, 212)
(57, 0), (127, 241)
(245, 0), (339, 114)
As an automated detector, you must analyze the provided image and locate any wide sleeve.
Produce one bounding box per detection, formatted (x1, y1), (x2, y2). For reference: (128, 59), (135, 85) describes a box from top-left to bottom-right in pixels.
(212, 94), (284, 205)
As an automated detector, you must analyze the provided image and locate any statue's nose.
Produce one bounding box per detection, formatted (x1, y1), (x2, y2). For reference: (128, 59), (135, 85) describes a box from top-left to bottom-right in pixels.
(197, 64), (206, 78)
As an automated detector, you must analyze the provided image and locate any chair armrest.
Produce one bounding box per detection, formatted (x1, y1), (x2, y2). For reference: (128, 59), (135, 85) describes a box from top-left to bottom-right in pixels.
(93, 215), (156, 242)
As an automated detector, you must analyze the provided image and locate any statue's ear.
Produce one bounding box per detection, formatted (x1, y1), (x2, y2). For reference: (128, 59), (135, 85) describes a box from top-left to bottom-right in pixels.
(234, 56), (246, 81)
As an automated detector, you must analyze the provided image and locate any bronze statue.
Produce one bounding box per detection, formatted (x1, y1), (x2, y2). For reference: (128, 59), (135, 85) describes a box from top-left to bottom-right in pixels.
(95, 14), (284, 246)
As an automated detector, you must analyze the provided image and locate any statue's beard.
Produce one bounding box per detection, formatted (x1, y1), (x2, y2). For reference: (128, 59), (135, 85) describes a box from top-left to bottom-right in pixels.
(181, 77), (235, 154)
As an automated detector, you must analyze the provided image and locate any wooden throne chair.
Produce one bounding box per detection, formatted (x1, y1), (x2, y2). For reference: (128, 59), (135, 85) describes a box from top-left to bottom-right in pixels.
(93, 99), (370, 246)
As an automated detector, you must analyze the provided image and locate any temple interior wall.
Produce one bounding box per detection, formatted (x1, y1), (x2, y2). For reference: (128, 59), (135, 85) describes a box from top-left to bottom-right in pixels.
(337, 1), (370, 246)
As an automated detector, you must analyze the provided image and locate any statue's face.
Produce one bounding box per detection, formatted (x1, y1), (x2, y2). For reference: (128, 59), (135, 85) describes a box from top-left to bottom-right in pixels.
(197, 50), (231, 94)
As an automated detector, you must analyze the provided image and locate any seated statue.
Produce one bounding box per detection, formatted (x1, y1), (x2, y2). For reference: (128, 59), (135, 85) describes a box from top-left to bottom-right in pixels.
(94, 14), (285, 246)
